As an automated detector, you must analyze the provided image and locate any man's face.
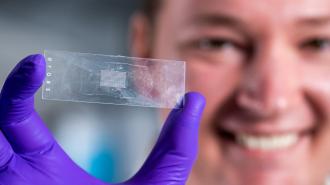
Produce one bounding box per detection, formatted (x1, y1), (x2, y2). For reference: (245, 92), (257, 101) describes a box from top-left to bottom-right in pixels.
(133, 0), (330, 184)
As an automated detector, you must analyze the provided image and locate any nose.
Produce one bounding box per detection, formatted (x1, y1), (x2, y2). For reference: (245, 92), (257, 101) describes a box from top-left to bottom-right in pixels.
(237, 39), (299, 118)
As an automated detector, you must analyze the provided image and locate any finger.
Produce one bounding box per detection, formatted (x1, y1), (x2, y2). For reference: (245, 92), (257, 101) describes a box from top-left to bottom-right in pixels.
(0, 54), (55, 154)
(130, 92), (206, 184)
(0, 131), (14, 169)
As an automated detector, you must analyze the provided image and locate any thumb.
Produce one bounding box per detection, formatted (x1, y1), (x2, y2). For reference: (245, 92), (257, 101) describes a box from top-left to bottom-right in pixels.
(128, 92), (206, 185)
(0, 54), (45, 123)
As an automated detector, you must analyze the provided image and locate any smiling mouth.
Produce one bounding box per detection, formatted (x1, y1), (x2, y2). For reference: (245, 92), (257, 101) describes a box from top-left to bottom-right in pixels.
(218, 129), (314, 151)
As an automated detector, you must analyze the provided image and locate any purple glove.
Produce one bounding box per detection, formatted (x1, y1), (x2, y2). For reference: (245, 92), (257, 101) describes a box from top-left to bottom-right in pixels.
(0, 54), (205, 185)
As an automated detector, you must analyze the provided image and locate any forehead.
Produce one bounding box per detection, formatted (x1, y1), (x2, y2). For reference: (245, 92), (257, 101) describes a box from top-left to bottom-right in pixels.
(161, 0), (330, 26)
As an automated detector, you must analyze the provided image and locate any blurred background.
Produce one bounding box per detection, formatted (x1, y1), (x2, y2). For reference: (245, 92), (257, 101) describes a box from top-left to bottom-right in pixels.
(0, 0), (161, 183)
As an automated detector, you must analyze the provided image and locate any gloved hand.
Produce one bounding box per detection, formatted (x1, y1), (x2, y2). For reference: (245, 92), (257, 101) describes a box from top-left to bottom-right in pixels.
(0, 54), (205, 185)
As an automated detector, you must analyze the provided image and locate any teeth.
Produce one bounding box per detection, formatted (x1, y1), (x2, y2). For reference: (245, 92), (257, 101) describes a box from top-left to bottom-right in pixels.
(237, 133), (298, 150)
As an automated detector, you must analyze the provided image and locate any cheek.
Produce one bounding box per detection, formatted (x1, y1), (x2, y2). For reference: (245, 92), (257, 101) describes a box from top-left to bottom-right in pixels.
(303, 65), (330, 119)
(186, 59), (242, 117)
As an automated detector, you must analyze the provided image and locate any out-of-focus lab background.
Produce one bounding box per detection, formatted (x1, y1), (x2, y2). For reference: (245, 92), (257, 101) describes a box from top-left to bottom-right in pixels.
(0, 0), (160, 183)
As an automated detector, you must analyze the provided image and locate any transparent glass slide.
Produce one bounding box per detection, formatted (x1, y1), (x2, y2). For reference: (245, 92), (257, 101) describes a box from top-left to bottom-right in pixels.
(42, 50), (186, 108)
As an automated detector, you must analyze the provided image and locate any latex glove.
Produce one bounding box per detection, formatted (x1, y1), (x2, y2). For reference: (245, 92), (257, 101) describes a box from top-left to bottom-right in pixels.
(0, 54), (205, 185)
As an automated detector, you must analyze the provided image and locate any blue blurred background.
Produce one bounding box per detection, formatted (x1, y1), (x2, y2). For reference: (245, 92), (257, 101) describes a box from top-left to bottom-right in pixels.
(0, 0), (160, 183)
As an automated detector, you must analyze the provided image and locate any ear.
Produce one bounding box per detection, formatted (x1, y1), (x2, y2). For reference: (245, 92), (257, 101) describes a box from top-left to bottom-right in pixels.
(129, 13), (153, 58)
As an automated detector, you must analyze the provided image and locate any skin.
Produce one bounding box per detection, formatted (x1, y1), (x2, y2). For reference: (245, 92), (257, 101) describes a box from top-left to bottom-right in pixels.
(131, 0), (330, 185)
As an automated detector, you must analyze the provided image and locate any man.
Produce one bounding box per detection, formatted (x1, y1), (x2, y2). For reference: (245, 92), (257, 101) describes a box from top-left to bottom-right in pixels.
(137, 0), (330, 184)
(133, 0), (330, 184)
(0, 0), (330, 185)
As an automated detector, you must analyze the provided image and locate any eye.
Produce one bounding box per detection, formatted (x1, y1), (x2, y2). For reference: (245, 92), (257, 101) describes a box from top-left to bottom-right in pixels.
(195, 38), (242, 51)
(300, 38), (330, 51)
